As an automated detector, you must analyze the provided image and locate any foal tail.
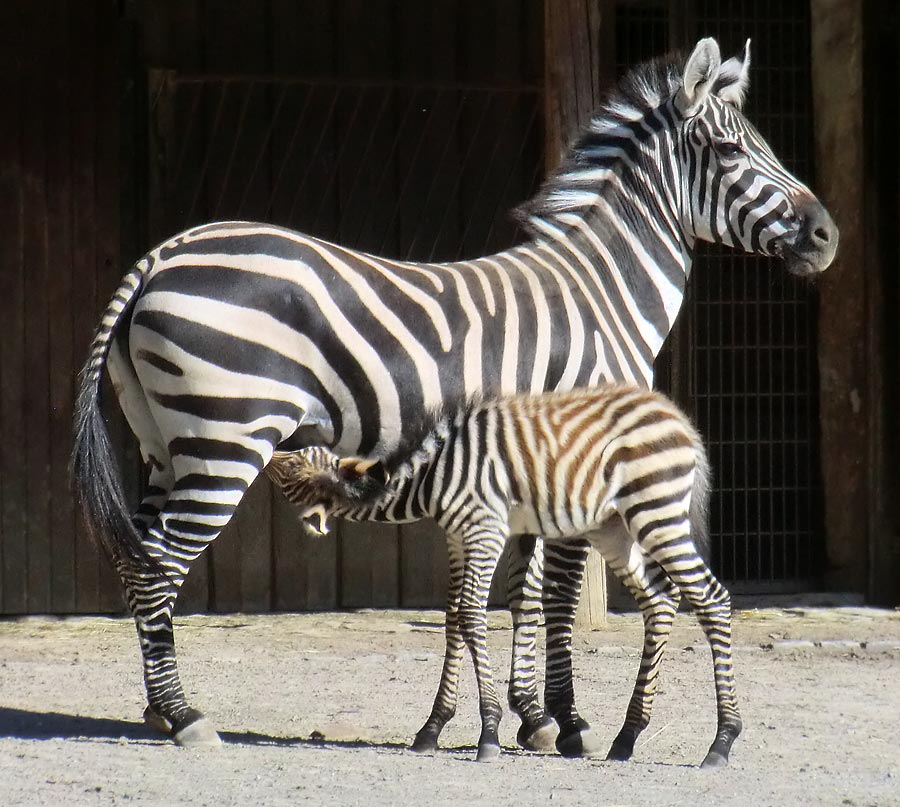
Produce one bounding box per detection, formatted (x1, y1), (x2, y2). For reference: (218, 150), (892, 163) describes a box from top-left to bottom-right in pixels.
(689, 439), (713, 560)
(70, 258), (158, 571)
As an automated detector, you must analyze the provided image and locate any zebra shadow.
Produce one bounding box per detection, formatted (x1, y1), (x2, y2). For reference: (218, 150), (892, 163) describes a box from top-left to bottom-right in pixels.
(0, 706), (412, 751)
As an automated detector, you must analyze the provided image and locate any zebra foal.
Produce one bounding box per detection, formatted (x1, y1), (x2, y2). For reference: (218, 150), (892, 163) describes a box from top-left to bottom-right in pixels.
(267, 385), (739, 767)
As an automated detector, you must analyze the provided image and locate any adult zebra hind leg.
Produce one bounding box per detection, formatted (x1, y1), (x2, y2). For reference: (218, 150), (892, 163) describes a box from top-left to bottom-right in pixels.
(126, 461), (253, 747)
(505, 535), (558, 753)
(541, 537), (605, 758)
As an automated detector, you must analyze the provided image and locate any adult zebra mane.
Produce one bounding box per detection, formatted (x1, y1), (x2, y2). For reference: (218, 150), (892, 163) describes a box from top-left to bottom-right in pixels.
(515, 53), (685, 236)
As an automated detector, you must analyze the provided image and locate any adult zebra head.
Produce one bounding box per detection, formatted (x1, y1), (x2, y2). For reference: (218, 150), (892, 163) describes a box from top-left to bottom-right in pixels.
(520, 37), (838, 279)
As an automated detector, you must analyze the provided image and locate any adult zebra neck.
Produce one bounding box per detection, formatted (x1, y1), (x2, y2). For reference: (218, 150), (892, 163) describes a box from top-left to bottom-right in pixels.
(516, 116), (692, 381)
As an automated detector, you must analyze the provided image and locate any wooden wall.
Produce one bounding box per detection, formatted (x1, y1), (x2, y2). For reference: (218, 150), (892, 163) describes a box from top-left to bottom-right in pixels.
(0, 0), (545, 615)
(1, 0), (895, 614)
(0, 1), (127, 613)
(138, 0), (544, 614)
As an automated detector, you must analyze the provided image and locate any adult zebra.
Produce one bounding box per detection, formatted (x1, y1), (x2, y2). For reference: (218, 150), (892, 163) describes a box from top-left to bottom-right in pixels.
(72, 38), (836, 750)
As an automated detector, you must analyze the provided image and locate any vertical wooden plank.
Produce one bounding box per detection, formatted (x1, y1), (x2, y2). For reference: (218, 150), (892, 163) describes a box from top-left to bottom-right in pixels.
(459, 0), (522, 258)
(269, 0), (340, 611)
(96, 1), (133, 614)
(47, 0), (77, 612)
(399, 519), (448, 608)
(545, 0), (608, 627)
(810, 0), (867, 595)
(68, 3), (104, 613)
(394, 1), (457, 608)
(336, 0), (400, 608)
(21, 0), (54, 614)
(0, 0), (28, 614)
(198, 0), (274, 613)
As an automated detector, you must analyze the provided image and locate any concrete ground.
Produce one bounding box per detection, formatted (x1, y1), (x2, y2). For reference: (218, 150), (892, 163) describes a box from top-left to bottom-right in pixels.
(1, 604), (899, 806)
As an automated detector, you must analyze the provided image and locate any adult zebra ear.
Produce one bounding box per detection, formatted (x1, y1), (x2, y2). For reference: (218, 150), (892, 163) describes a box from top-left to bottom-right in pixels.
(676, 37), (722, 117)
(715, 39), (751, 109)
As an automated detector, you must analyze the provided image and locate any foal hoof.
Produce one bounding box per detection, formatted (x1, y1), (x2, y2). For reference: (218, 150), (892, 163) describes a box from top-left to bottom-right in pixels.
(555, 726), (604, 758)
(172, 715), (222, 747)
(700, 750), (729, 769)
(410, 732), (439, 756)
(517, 717), (558, 753)
(475, 743), (501, 762)
(606, 738), (635, 762)
(142, 705), (172, 736)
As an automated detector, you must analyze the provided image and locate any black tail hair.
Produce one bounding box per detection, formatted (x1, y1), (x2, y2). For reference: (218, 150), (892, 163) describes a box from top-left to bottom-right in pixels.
(70, 261), (164, 573)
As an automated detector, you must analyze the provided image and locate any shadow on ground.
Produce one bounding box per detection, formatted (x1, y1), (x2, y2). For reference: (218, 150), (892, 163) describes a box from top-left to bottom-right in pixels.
(0, 706), (418, 751)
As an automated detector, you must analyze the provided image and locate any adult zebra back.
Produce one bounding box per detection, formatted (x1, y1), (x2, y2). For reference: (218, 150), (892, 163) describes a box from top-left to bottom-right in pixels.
(71, 38), (837, 748)
(267, 385), (736, 767)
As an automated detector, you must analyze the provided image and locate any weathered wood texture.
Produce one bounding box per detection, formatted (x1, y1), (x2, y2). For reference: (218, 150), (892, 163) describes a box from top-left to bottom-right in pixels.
(810, 0), (869, 595)
(0, 1), (128, 613)
(859, 0), (899, 605)
(545, 0), (608, 627)
(139, 0), (544, 613)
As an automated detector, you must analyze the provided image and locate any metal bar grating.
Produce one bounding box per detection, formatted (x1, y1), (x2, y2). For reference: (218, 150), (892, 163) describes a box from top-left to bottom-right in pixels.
(615, 0), (824, 589)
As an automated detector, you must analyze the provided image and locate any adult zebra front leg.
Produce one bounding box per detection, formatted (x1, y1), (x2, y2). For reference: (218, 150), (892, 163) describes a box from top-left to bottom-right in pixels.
(541, 537), (605, 758)
(505, 535), (558, 753)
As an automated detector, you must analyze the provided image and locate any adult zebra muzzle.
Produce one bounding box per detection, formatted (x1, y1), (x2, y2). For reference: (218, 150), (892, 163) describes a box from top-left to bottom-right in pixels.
(776, 197), (839, 277)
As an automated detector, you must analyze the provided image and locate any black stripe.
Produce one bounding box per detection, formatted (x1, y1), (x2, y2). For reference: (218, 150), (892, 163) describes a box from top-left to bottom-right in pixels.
(149, 392), (301, 425)
(172, 474), (249, 493)
(168, 437), (263, 468)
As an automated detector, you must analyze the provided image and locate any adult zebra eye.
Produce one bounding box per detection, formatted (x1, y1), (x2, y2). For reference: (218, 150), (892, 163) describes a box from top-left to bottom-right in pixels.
(716, 140), (744, 159)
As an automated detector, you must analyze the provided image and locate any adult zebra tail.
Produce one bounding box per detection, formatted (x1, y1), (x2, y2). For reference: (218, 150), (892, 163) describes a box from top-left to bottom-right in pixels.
(71, 258), (159, 572)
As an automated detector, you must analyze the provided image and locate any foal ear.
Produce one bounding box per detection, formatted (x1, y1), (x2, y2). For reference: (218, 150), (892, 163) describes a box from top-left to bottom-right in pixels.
(337, 457), (390, 486)
(715, 39), (751, 109)
(676, 37), (722, 117)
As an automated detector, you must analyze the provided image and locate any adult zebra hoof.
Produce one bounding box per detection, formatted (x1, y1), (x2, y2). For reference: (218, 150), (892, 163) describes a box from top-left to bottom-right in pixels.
(517, 717), (558, 753)
(475, 742), (501, 762)
(555, 726), (604, 758)
(700, 750), (728, 769)
(172, 712), (222, 747)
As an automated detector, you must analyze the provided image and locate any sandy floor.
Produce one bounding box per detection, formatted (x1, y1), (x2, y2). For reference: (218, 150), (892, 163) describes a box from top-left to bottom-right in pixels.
(1, 605), (899, 807)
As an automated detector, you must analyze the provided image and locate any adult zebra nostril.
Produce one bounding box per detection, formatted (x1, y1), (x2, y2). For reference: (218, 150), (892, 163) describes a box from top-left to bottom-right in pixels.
(813, 226), (830, 245)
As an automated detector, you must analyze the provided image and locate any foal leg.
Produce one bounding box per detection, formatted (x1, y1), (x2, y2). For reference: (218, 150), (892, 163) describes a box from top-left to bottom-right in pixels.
(663, 563), (742, 768)
(457, 523), (508, 762)
(587, 521), (681, 762)
(506, 535), (557, 752)
(411, 535), (466, 753)
(633, 509), (742, 767)
(542, 537), (605, 757)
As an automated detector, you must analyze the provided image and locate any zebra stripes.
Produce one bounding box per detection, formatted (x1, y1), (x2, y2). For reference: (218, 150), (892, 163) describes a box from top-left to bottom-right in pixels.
(71, 37), (836, 749)
(267, 385), (740, 767)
